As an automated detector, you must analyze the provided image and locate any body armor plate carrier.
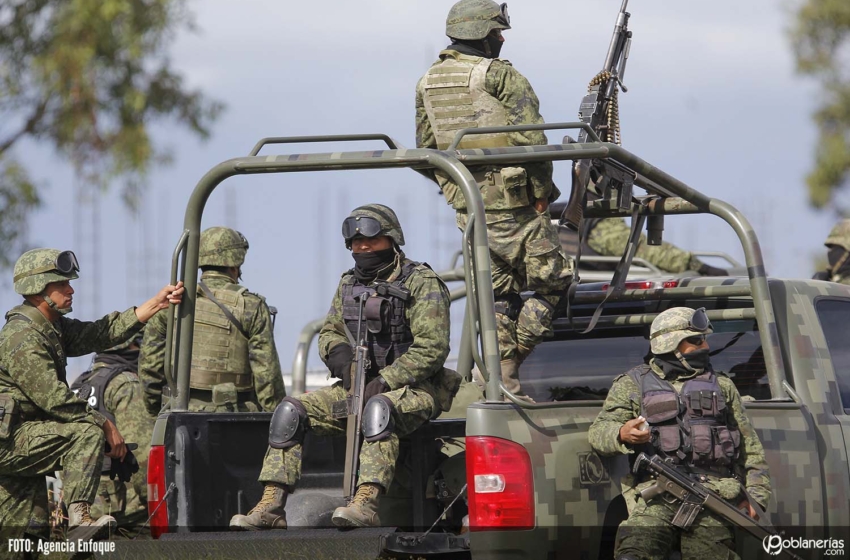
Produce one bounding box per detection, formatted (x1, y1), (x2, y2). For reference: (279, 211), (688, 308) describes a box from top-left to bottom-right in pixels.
(70, 357), (136, 426)
(190, 283), (252, 391)
(341, 262), (419, 372)
(628, 365), (741, 475)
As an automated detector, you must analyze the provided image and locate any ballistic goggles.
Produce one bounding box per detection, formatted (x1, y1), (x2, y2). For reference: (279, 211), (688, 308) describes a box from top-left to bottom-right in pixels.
(14, 250), (80, 282)
(650, 307), (712, 340)
(495, 3), (510, 27)
(342, 216), (384, 241)
(684, 334), (707, 345)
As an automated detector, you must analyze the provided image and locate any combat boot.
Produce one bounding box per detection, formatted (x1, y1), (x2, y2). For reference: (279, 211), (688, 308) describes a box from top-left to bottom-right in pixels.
(229, 483), (288, 530)
(67, 501), (116, 542)
(331, 483), (382, 527)
(500, 358), (535, 403)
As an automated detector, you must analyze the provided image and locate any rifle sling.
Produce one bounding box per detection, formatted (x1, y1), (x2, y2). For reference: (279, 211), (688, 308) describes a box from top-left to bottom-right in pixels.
(198, 280), (250, 339)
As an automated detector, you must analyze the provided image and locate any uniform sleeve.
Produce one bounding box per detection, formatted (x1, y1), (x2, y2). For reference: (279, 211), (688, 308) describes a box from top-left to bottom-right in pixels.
(138, 310), (168, 416)
(588, 375), (639, 456)
(318, 280), (350, 364)
(60, 308), (143, 358)
(246, 296), (286, 411)
(0, 324), (105, 426)
(104, 373), (155, 501)
(487, 61), (558, 202)
(722, 377), (772, 508)
(378, 270), (451, 390)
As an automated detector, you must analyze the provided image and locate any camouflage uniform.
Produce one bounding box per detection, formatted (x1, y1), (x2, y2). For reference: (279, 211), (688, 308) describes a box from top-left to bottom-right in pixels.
(259, 255), (452, 491)
(72, 345), (154, 535)
(139, 228), (285, 414)
(587, 218), (705, 274)
(0, 252), (144, 541)
(416, 0), (573, 395)
(588, 308), (771, 560)
(821, 219), (850, 285)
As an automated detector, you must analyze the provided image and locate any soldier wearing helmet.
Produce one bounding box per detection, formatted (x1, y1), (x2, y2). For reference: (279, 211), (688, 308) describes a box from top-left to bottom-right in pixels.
(139, 226), (285, 414)
(588, 307), (771, 560)
(70, 329), (153, 535)
(415, 0), (573, 400)
(814, 219), (850, 284)
(230, 204), (459, 530)
(0, 248), (183, 544)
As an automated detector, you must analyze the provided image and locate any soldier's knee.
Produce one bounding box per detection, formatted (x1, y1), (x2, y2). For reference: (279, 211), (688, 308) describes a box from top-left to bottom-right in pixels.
(362, 395), (394, 442)
(269, 397), (309, 450)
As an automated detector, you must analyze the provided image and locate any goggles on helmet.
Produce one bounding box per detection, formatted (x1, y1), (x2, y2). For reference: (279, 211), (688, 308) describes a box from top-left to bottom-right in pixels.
(13, 250), (80, 283)
(650, 307), (712, 340)
(495, 3), (510, 26)
(684, 334), (707, 345)
(342, 216), (384, 241)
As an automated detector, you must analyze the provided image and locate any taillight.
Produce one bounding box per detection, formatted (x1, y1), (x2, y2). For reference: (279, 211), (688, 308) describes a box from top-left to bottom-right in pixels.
(662, 280), (680, 288)
(466, 436), (534, 531)
(600, 280), (654, 291)
(147, 445), (169, 538)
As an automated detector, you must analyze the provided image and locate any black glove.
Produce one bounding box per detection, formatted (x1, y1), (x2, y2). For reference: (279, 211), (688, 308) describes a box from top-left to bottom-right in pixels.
(103, 443), (140, 483)
(697, 263), (729, 277)
(327, 344), (354, 391)
(363, 376), (390, 402)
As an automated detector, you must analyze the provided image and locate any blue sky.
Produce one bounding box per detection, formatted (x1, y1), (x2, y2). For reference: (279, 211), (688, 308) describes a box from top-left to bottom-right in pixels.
(0, 0), (831, 381)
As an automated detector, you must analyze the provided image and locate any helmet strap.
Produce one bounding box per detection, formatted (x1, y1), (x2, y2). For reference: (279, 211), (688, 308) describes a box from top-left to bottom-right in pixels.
(674, 349), (702, 374)
(43, 293), (72, 316)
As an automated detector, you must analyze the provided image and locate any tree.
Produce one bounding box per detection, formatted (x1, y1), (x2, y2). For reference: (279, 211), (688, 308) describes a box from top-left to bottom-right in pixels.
(0, 0), (222, 268)
(791, 0), (850, 212)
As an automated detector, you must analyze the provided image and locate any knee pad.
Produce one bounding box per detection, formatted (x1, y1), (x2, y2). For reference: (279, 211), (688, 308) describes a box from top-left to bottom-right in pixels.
(269, 397), (309, 449)
(362, 395), (395, 442)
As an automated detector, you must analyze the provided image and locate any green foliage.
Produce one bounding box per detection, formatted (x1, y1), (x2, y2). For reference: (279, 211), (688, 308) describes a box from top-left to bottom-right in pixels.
(0, 0), (223, 264)
(0, 157), (39, 270)
(791, 0), (850, 210)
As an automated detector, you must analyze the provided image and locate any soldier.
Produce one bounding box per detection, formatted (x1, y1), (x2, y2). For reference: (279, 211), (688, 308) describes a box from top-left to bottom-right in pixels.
(584, 218), (729, 276)
(139, 226), (285, 414)
(70, 331), (153, 536)
(813, 219), (850, 284)
(229, 204), (459, 530)
(415, 0), (573, 399)
(0, 248), (182, 544)
(588, 307), (771, 560)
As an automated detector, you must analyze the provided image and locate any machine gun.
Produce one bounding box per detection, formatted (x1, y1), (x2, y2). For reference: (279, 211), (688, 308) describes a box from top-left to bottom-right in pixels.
(633, 453), (804, 560)
(342, 292), (370, 502)
(560, 0), (633, 231)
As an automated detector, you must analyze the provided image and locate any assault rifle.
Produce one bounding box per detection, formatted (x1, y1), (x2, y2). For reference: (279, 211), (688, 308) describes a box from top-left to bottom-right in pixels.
(633, 453), (804, 560)
(560, 0), (633, 231)
(342, 292), (370, 502)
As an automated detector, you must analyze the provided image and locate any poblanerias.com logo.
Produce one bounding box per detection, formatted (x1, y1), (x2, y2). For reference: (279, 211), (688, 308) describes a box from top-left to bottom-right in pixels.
(763, 535), (845, 556)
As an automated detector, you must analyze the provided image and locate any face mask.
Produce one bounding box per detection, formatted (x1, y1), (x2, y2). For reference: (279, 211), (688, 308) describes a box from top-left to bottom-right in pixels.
(676, 348), (710, 373)
(827, 246), (849, 273)
(485, 33), (503, 58)
(352, 248), (396, 281)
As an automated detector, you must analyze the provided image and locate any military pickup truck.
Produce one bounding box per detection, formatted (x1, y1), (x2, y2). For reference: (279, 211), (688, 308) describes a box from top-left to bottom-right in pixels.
(121, 128), (849, 560)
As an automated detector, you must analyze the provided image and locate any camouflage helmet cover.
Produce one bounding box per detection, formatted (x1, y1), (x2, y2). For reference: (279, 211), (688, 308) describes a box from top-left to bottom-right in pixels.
(825, 219), (850, 252)
(13, 248), (79, 295)
(198, 227), (249, 268)
(345, 204), (405, 247)
(649, 307), (714, 355)
(446, 0), (511, 41)
(103, 327), (145, 353)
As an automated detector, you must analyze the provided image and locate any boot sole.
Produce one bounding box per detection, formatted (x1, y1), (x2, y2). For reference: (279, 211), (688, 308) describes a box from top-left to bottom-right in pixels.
(229, 516), (287, 531)
(67, 517), (116, 543)
(331, 511), (376, 528)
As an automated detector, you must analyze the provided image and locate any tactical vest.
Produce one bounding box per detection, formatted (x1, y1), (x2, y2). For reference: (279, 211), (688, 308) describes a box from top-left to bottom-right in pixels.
(5, 305), (68, 385)
(421, 51), (529, 211)
(189, 284), (252, 391)
(628, 364), (741, 475)
(70, 361), (130, 425)
(341, 262), (419, 372)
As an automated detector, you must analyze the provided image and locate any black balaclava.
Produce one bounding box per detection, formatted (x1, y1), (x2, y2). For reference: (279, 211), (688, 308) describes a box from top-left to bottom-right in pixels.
(353, 248), (396, 283)
(654, 348), (710, 378)
(449, 30), (503, 59)
(827, 246), (850, 278)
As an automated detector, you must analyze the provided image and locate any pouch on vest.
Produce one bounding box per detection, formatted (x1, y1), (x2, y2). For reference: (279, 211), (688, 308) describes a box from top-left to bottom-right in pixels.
(365, 296), (390, 335)
(211, 383), (238, 406)
(499, 167), (530, 208)
(0, 394), (18, 440)
(690, 424), (713, 458)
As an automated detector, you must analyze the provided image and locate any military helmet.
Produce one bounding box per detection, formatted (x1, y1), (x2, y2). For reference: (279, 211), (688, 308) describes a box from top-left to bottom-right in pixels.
(825, 219), (850, 252)
(649, 307), (713, 355)
(446, 0), (511, 41)
(342, 204), (405, 248)
(13, 248), (80, 296)
(104, 328), (145, 353)
(198, 227), (249, 268)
